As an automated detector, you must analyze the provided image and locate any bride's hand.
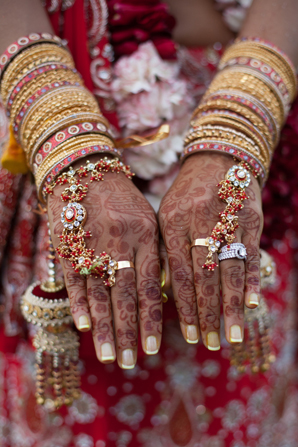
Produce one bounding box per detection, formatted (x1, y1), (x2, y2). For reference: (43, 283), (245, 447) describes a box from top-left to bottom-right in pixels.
(48, 156), (162, 368)
(158, 152), (263, 349)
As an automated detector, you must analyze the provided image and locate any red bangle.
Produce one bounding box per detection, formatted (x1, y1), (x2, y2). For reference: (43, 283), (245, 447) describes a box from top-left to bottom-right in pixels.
(235, 37), (297, 79)
(0, 33), (67, 80)
(181, 140), (266, 182)
(40, 144), (122, 201)
(32, 122), (113, 171)
(220, 57), (292, 105)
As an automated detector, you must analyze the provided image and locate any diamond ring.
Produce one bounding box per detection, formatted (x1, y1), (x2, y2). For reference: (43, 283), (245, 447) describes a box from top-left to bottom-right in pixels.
(218, 243), (247, 262)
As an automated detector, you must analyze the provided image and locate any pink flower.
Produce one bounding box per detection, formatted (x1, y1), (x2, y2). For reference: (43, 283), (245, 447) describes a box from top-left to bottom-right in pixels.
(116, 80), (193, 133)
(111, 42), (178, 101)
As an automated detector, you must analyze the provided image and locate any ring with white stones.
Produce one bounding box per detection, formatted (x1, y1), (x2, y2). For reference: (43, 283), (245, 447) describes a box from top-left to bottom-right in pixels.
(190, 238), (221, 250)
(218, 243), (247, 262)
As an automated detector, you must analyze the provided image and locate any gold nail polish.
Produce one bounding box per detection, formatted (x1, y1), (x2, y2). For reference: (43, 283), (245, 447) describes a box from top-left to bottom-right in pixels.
(249, 293), (259, 306)
(78, 315), (90, 330)
(207, 332), (220, 351)
(230, 325), (243, 343)
(160, 269), (166, 288)
(101, 343), (115, 362)
(121, 349), (135, 369)
(145, 336), (159, 354)
(186, 325), (199, 344)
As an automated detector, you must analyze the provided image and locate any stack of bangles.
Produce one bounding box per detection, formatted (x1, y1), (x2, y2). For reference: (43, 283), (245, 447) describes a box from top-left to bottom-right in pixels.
(0, 34), (135, 283)
(183, 38), (297, 270)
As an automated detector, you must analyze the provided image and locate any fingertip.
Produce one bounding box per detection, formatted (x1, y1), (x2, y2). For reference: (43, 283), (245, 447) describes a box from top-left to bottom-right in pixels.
(229, 324), (243, 344)
(206, 331), (220, 351)
(118, 349), (136, 369)
(77, 314), (91, 332)
(245, 292), (260, 309)
(181, 323), (200, 344)
(97, 342), (116, 364)
(144, 335), (160, 355)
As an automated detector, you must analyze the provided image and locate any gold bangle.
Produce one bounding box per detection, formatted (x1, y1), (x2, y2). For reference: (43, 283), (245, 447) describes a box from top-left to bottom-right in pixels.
(30, 114), (111, 166)
(219, 49), (295, 100)
(221, 65), (287, 118)
(10, 70), (83, 124)
(1, 44), (73, 101)
(200, 87), (280, 142)
(221, 41), (297, 95)
(192, 98), (273, 146)
(25, 107), (103, 158)
(191, 114), (271, 160)
(184, 125), (267, 160)
(21, 87), (99, 152)
(35, 135), (114, 187)
(36, 134), (113, 173)
(24, 101), (100, 158)
(184, 136), (267, 168)
(206, 71), (283, 126)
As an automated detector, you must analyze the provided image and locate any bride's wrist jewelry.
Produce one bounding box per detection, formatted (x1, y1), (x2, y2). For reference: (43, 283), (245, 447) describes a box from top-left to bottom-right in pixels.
(44, 157), (134, 284)
(193, 162), (255, 271)
(183, 38), (297, 182)
(0, 34), (119, 193)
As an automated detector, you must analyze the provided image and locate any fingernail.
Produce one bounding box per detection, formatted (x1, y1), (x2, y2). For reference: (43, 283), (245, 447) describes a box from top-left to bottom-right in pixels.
(230, 324), (243, 343)
(185, 325), (199, 344)
(249, 293), (259, 306)
(207, 332), (220, 351)
(101, 343), (115, 362)
(160, 269), (166, 288)
(121, 349), (135, 369)
(145, 336), (159, 355)
(78, 315), (90, 330)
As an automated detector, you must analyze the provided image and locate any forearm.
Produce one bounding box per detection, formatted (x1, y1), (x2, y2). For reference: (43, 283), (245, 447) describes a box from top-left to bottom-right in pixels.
(0, 0), (53, 54)
(240, 0), (298, 67)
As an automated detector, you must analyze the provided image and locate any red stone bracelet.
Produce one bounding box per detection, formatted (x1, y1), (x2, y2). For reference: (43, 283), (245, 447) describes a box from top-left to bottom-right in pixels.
(32, 122), (113, 171)
(0, 33), (67, 80)
(181, 140), (266, 182)
(40, 144), (122, 201)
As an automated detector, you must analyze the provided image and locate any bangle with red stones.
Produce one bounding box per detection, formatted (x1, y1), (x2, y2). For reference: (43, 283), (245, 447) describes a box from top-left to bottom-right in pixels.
(44, 157), (135, 285)
(191, 161), (257, 271)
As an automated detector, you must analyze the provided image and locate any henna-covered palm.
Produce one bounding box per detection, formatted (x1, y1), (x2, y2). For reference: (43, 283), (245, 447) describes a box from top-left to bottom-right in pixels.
(47, 156), (162, 369)
(159, 151), (263, 349)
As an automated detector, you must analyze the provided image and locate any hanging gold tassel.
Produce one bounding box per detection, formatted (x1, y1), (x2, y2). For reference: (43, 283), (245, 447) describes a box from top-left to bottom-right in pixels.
(1, 124), (28, 174)
(21, 222), (81, 409)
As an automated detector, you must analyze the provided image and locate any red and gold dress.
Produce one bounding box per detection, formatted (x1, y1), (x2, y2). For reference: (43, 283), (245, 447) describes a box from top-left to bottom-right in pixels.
(0, 1), (298, 446)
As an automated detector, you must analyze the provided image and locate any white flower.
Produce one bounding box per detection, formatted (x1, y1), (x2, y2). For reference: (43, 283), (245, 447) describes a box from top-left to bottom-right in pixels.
(117, 80), (192, 134)
(111, 41), (178, 101)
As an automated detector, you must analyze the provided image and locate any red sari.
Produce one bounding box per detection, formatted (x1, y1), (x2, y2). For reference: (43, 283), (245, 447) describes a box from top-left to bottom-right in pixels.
(0, 1), (298, 446)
